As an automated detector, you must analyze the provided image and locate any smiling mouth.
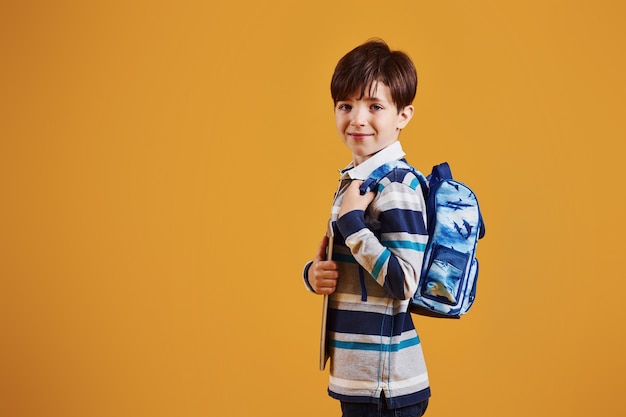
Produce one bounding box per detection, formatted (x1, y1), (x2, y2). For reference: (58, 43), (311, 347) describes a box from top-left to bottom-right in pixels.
(349, 133), (372, 140)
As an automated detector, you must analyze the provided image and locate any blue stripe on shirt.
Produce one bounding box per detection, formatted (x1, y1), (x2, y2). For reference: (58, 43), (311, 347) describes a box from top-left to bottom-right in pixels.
(333, 253), (358, 263)
(383, 256), (406, 299)
(330, 336), (421, 352)
(371, 249), (391, 279)
(328, 309), (415, 335)
(382, 240), (426, 252)
(379, 208), (427, 235)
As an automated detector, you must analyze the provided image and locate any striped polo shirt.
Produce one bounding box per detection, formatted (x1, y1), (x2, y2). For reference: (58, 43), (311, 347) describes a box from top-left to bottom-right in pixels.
(305, 141), (431, 408)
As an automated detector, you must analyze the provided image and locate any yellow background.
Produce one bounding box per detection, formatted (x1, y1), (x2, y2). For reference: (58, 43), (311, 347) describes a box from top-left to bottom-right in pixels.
(1, 1), (625, 416)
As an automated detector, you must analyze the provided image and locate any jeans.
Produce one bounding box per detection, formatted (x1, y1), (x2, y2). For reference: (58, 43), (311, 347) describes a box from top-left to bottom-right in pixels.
(340, 397), (429, 417)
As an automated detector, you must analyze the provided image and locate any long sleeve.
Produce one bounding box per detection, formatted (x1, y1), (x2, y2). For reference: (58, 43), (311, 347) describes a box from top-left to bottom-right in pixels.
(335, 172), (428, 300)
(302, 261), (315, 292)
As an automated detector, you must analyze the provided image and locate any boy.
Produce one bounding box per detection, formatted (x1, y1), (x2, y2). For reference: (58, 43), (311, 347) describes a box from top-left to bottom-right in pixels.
(303, 39), (430, 417)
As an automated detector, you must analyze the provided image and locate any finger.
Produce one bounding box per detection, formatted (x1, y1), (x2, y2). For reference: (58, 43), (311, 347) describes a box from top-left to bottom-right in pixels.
(317, 260), (338, 272)
(317, 279), (337, 291)
(317, 270), (338, 281)
(347, 180), (363, 194)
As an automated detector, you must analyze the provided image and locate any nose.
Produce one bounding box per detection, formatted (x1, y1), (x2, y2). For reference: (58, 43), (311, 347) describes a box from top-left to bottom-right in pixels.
(350, 106), (368, 126)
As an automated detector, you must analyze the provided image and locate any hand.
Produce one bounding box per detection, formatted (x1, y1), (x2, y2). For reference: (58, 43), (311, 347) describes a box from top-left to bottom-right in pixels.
(338, 180), (375, 218)
(308, 236), (339, 295)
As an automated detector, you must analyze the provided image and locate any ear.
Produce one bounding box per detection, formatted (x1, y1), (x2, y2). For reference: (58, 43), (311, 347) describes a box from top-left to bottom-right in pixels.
(397, 105), (414, 129)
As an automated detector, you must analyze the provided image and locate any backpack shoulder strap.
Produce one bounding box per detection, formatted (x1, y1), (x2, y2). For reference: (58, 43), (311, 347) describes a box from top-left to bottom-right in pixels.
(359, 159), (428, 197)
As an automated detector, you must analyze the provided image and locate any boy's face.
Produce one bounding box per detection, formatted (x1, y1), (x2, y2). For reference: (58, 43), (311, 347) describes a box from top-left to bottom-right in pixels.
(335, 82), (414, 166)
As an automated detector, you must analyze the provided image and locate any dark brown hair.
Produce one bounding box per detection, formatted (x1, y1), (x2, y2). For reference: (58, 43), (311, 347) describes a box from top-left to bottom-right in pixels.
(330, 39), (417, 112)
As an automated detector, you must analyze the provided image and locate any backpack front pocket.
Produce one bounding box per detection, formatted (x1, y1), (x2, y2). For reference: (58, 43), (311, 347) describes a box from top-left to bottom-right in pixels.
(421, 244), (470, 306)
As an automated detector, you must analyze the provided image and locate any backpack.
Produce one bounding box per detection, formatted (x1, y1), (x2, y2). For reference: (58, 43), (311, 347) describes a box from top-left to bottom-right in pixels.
(359, 160), (485, 318)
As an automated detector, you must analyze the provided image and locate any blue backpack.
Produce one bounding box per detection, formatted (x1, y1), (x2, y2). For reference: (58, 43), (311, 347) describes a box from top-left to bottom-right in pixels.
(359, 160), (485, 318)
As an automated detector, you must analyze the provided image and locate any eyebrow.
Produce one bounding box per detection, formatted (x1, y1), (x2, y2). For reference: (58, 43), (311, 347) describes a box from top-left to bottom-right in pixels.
(339, 95), (389, 103)
(362, 96), (392, 105)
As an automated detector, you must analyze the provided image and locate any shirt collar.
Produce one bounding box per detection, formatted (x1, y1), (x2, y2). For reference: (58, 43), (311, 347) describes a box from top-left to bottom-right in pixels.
(341, 141), (406, 180)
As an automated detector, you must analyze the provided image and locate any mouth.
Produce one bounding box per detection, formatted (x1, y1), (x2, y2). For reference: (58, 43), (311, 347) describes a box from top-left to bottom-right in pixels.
(348, 133), (373, 141)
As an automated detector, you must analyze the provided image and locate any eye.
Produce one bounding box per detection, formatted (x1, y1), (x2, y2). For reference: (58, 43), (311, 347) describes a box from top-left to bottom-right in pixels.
(337, 103), (352, 111)
(371, 104), (384, 111)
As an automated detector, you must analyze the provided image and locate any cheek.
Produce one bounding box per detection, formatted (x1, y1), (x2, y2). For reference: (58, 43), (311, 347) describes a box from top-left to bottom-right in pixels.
(335, 117), (348, 131)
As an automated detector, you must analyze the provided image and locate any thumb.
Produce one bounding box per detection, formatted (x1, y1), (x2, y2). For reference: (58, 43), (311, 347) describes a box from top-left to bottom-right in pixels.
(316, 235), (329, 260)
